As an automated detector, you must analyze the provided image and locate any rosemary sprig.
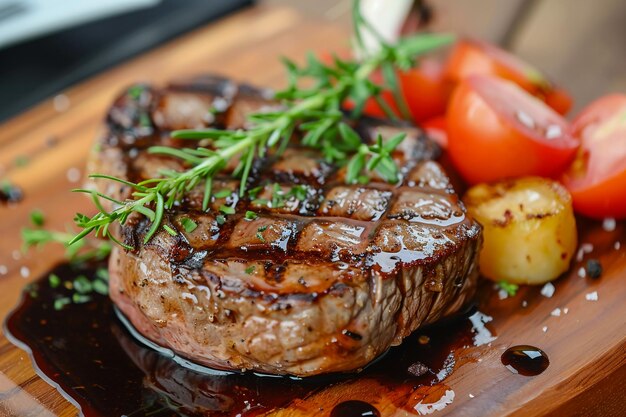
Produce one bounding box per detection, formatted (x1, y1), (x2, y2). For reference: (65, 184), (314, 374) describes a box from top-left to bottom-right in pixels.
(67, 0), (453, 248)
(22, 228), (112, 263)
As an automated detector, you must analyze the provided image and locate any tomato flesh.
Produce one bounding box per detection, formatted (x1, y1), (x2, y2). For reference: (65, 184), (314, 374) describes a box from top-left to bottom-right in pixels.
(445, 39), (572, 115)
(343, 60), (449, 123)
(398, 59), (451, 122)
(562, 94), (626, 218)
(447, 75), (579, 184)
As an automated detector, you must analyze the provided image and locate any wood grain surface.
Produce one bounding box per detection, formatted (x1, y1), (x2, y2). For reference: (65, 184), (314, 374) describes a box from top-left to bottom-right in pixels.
(0, 3), (625, 417)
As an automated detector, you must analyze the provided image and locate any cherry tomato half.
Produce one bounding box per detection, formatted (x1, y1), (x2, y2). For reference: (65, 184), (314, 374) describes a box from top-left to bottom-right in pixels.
(562, 94), (626, 219)
(398, 58), (451, 122)
(343, 59), (449, 123)
(445, 39), (573, 115)
(447, 75), (579, 185)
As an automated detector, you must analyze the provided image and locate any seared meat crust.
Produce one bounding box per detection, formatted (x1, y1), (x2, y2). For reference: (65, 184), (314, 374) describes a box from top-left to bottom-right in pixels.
(91, 75), (481, 376)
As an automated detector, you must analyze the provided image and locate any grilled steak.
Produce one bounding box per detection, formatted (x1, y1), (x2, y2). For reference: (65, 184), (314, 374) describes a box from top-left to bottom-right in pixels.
(90, 75), (482, 377)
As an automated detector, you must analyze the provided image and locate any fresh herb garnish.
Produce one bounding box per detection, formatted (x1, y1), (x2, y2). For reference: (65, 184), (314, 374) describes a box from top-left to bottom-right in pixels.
(48, 273), (60, 288)
(54, 297), (71, 311)
(498, 280), (519, 297)
(219, 205), (235, 215)
(128, 85), (145, 100)
(256, 225), (268, 243)
(288, 185), (308, 201)
(216, 215), (226, 225)
(73, 275), (93, 294)
(214, 189), (232, 199)
(180, 217), (198, 233)
(245, 211), (258, 220)
(72, 293), (92, 304)
(58, 0), (452, 249)
(271, 183), (286, 208)
(163, 225), (178, 236)
(92, 279), (108, 295)
(22, 228), (111, 263)
(245, 266), (255, 274)
(30, 209), (45, 226)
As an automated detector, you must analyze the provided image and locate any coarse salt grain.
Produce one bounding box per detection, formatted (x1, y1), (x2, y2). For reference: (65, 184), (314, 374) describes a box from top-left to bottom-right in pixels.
(542, 326), (548, 332)
(20, 266), (29, 278)
(576, 243), (594, 262)
(541, 282), (555, 298)
(522, 300), (528, 308)
(585, 291), (598, 301)
(577, 267), (586, 278)
(615, 241), (621, 250)
(66, 167), (81, 183)
(563, 307), (569, 314)
(498, 289), (509, 300)
(602, 218), (616, 232)
(53, 94), (70, 112)
(469, 394), (475, 399)
(551, 308), (561, 317)
(0, 265), (7, 275)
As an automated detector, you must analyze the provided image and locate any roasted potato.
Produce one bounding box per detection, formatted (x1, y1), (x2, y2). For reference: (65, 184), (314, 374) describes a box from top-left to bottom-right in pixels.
(464, 177), (577, 285)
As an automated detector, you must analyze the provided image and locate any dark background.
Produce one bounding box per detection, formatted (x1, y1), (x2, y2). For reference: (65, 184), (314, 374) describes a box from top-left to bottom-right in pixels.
(0, 0), (252, 121)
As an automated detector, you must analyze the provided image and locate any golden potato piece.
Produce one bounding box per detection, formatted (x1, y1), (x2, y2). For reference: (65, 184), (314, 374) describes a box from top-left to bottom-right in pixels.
(464, 177), (577, 285)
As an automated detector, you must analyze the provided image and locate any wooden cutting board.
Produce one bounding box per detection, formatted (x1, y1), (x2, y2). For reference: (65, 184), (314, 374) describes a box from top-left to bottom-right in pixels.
(0, 4), (625, 416)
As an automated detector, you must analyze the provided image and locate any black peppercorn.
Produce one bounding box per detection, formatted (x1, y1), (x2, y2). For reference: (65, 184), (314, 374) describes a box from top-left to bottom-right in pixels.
(585, 259), (603, 279)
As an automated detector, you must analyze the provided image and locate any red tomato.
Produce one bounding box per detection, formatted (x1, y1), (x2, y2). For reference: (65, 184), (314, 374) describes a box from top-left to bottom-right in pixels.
(344, 60), (449, 122)
(445, 39), (573, 115)
(398, 59), (451, 122)
(562, 94), (626, 218)
(422, 116), (448, 148)
(446, 75), (579, 184)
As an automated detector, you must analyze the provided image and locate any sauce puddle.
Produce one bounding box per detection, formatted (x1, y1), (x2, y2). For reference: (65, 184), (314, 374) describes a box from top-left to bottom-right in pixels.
(5, 261), (486, 416)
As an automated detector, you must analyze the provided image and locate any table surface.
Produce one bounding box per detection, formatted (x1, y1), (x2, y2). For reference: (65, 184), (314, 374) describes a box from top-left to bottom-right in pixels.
(0, 2), (625, 416)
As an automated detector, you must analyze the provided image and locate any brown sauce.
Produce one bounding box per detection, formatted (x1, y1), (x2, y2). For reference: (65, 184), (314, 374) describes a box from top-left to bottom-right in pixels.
(6, 261), (482, 416)
(330, 401), (380, 417)
(501, 345), (549, 376)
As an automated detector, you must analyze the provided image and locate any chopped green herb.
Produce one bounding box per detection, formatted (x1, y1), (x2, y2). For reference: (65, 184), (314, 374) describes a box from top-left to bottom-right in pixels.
(14, 155), (29, 167)
(245, 266), (255, 274)
(252, 198), (269, 206)
(73, 275), (93, 294)
(219, 205), (235, 215)
(139, 113), (152, 128)
(163, 225), (178, 236)
(244, 211), (258, 221)
(256, 225), (268, 242)
(95, 268), (109, 282)
(72, 293), (92, 304)
(128, 85), (144, 100)
(271, 183), (286, 208)
(92, 279), (109, 295)
(498, 280), (519, 297)
(247, 185), (264, 199)
(214, 189), (232, 199)
(180, 217), (198, 233)
(288, 185), (308, 201)
(54, 297), (71, 311)
(30, 209), (45, 227)
(48, 273), (60, 288)
(25, 283), (39, 298)
(216, 215), (226, 225)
